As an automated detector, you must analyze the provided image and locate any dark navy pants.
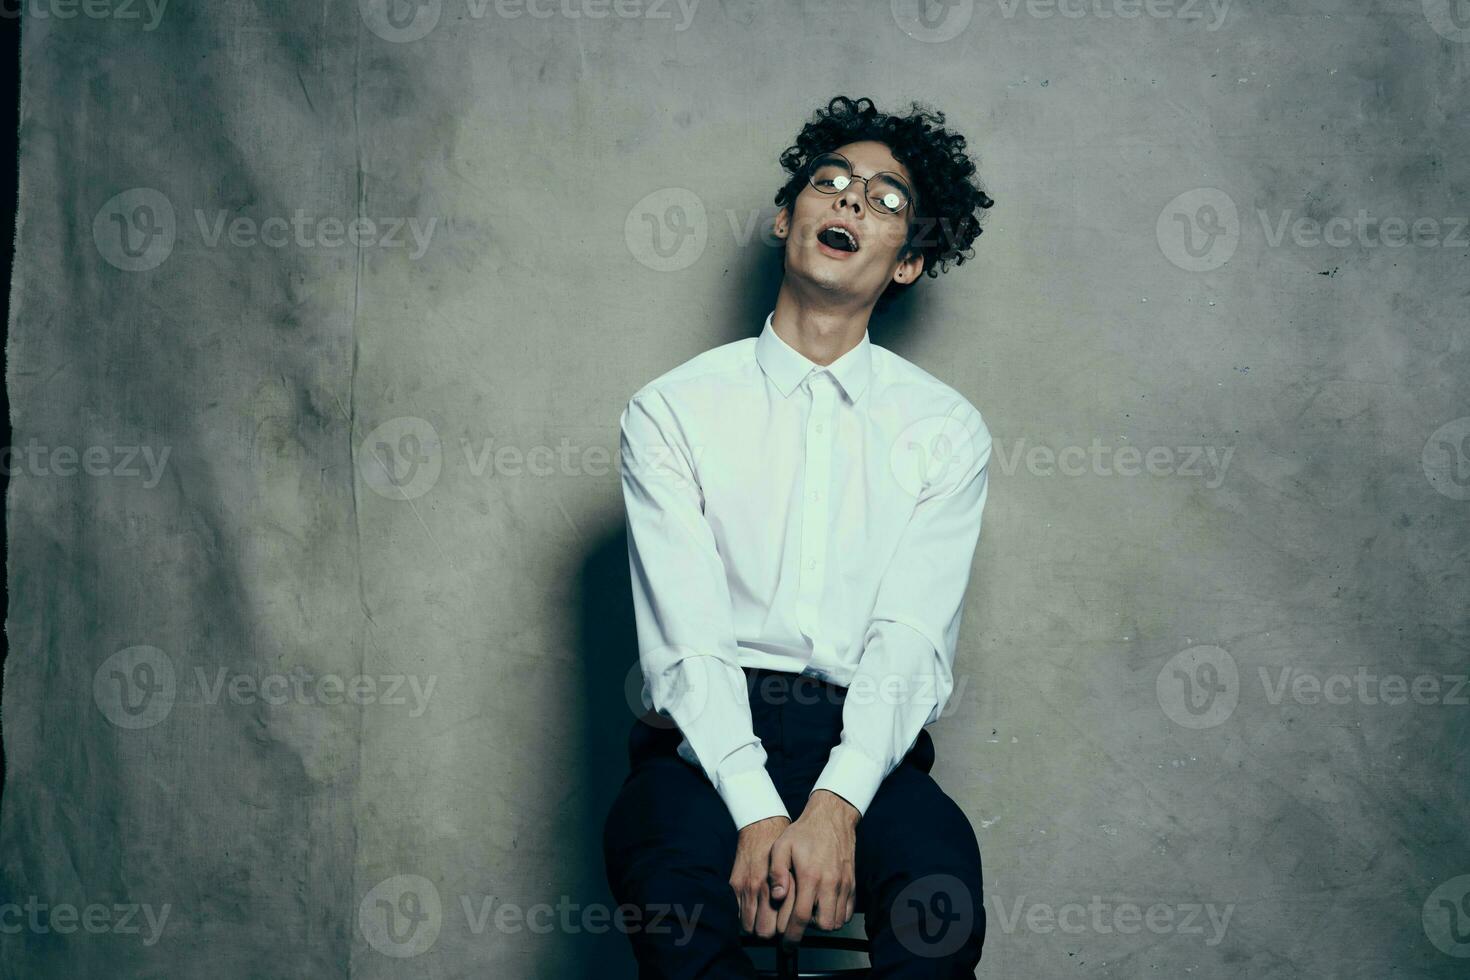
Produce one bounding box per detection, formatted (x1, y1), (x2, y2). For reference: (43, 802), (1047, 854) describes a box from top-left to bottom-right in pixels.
(602, 667), (986, 978)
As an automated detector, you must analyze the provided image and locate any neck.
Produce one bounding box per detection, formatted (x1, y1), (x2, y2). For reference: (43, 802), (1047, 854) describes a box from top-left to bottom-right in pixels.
(770, 285), (872, 367)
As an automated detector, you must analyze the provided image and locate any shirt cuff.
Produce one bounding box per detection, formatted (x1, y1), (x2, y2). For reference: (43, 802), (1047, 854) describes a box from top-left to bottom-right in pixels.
(716, 766), (790, 831)
(810, 743), (888, 818)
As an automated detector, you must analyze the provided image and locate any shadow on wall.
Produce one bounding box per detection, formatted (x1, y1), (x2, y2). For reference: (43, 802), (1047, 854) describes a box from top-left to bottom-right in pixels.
(566, 228), (936, 977)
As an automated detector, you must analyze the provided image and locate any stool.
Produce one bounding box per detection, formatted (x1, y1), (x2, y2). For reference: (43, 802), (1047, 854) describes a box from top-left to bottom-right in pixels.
(740, 922), (872, 978)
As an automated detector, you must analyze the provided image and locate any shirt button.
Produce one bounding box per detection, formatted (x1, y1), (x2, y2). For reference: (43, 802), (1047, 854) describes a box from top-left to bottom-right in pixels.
(815, 423), (824, 433)
(811, 491), (820, 501)
(807, 558), (818, 570)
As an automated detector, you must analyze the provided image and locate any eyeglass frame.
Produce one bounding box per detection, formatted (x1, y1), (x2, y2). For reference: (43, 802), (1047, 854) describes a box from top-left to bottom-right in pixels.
(804, 151), (916, 218)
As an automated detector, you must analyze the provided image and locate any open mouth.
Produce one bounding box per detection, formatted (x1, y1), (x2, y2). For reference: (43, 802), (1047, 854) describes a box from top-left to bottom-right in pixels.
(816, 223), (860, 254)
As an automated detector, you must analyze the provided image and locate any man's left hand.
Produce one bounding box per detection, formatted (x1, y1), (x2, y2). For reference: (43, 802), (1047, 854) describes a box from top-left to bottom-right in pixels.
(768, 789), (860, 946)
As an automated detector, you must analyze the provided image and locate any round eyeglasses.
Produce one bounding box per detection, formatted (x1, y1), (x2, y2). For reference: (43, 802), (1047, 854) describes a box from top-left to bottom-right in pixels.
(806, 152), (914, 215)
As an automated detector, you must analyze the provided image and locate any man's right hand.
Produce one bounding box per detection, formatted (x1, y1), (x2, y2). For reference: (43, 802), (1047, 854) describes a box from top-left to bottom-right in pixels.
(729, 815), (791, 937)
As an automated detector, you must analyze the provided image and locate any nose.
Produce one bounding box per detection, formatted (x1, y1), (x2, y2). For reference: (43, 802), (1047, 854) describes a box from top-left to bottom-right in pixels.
(836, 177), (865, 217)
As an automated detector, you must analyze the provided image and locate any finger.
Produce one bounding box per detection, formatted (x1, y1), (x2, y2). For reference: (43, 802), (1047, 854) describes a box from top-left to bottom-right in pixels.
(767, 839), (792, 902)
(737, 885), (755, 934)
(754, 881), (780, 939)
(818, 879), (841, 931)
(729, 874), (751, 934)
(775, 871), (797, 935)
(783, 875), (817, 946)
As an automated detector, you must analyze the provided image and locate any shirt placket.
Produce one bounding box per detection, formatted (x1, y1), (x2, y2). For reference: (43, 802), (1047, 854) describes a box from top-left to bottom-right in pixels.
(797, 370), (836, 678)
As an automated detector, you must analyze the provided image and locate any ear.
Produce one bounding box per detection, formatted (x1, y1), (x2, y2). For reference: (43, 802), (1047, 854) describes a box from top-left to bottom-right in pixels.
(892, 248), (924, 285)
(774, 205), (790, 241)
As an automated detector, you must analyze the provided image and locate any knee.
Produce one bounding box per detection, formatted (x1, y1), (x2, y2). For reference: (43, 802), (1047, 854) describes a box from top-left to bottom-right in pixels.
(627, 864), (732, 907)
(865, 806), (986, 966)
(613, 864), (740, 961)
(602, 762), (736, 889)
(907, 814), (985, 951)
(883, 869), (986, 967)
(611, 847), (737, 912)
(868, 792), (984, 895)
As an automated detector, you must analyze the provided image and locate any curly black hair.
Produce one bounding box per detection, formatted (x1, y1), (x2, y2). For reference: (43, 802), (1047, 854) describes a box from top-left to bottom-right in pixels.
(774, 96), (994, 287)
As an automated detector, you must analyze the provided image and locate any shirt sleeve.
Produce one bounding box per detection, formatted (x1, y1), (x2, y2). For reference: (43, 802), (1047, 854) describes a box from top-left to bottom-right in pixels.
(619, 390), (790, 831)
(810, 403), (992, 817)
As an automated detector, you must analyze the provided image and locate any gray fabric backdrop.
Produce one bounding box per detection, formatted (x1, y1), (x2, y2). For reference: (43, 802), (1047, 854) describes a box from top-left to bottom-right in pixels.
(2, 1), (1467, 977)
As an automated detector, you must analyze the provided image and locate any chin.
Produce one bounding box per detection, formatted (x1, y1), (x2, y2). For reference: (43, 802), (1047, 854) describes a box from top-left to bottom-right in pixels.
(790, 254), (860, 295)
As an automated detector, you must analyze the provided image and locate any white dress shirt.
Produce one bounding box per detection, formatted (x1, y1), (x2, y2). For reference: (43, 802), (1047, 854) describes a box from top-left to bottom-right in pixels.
(619, 311), (992, 830)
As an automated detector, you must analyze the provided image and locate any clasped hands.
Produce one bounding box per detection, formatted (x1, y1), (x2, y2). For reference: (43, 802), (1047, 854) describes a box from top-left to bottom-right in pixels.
(728, 789), (860, 948)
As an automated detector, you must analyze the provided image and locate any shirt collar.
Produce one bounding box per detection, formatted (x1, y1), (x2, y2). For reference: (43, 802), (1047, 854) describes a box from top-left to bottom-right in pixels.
(754, 311), (872, 403)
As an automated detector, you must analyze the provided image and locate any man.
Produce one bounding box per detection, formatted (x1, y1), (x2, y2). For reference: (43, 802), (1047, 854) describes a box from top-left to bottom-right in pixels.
(604, 95), (997, 978)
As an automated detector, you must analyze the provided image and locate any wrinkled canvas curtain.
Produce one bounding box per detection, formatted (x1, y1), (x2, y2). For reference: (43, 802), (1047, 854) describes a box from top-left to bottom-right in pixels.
(3, 2), (1469, 978)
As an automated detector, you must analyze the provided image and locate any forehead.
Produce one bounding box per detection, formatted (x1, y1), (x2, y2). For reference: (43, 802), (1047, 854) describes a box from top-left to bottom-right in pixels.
(831, 140), (912, 184)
